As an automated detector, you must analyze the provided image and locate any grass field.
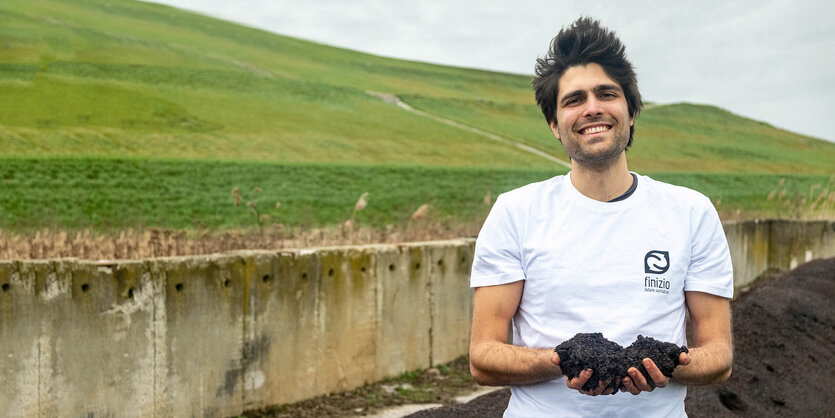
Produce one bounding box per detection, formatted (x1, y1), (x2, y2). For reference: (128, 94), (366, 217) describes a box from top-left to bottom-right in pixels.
(1, 157), (831, 233)
(0, 157), (557, 231)
(1, 0), (834, 246)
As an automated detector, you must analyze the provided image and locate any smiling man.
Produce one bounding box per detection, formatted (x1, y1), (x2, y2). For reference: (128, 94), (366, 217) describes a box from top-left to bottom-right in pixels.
(468, 18), (734, 417)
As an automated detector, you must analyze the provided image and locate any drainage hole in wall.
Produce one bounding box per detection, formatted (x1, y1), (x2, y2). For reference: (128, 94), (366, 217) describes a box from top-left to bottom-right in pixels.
(414, 262), (421, 270)
(223, 279), (231, 288)
(263, 274), (272, 283)
(301, 273), (308, 280)
(437, 259), (443, 266)
(461, 256), (467, 264)
(328, 268), (334, 277)
(360, 266), (366, 273)
(175, 283), (184, 292)
(1, 283), (9, 292)
(388, 264), (395, 271)
(81, 284), (90, 292)
(128, 288), (134, 299)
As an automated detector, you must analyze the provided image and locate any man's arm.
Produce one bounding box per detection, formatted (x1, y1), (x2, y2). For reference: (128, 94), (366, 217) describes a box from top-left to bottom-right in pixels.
(621, 291), (732, 393)
(673, 290), (733, 384)
(469, 281), (562, 386)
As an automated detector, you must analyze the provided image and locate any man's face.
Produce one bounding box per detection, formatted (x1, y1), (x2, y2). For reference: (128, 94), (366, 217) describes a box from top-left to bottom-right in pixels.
(549, 63), (633, 169)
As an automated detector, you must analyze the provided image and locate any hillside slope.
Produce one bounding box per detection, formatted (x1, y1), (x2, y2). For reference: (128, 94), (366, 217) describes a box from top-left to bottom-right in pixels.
(0, 0), (833, 233)
(1, 0), (834, 173)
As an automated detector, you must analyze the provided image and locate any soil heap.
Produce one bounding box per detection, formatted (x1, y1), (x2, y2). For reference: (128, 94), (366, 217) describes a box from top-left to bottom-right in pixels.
(685, 257), (835, 417)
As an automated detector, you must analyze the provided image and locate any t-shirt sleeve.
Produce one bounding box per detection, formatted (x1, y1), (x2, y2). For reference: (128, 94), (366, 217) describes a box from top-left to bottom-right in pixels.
(470, 194), (526, 288)
(684, 196), (734, 298)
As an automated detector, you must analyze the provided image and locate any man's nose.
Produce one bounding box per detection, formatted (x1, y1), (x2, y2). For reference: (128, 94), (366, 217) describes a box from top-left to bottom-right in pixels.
(583, 97), (604, 117)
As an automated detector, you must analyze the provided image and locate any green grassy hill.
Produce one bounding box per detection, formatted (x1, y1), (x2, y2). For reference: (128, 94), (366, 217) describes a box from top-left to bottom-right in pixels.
(1, 0), (833, 232)
(0, 0), (552, 168)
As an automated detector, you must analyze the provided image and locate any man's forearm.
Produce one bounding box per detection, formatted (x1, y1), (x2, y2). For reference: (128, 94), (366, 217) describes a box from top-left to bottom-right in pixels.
(672, 341), (732, 385)
(470, 340), (562, 386)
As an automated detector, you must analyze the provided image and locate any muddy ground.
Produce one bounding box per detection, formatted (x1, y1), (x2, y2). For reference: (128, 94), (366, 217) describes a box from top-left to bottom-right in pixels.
(243, 257), (835, 417)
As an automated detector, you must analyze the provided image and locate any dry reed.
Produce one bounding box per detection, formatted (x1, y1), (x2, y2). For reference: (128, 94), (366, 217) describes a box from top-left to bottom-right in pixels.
(766, 176), (835, 219)
(0, 218), (485, 260)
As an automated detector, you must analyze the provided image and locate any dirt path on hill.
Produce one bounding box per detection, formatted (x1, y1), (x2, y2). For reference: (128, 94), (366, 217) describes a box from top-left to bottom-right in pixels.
(405, 257), (835, 417)
(366, 91), (572, 169)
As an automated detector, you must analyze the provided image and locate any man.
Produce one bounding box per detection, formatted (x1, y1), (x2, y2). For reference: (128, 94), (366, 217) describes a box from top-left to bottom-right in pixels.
(468, 17), (733, 417)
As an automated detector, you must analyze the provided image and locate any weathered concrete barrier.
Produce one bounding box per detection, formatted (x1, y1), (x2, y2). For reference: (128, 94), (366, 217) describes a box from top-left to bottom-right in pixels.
(0, 240), (475, 417)
(723, 219), (835, 289)
(0, 220), (832, 416)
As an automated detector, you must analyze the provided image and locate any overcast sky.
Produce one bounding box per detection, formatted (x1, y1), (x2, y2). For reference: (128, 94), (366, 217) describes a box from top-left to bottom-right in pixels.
(146, 0), (835, 142)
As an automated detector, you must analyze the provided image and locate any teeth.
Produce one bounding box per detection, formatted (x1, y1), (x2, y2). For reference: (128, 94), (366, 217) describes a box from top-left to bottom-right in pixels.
(583, 125), (609, 134)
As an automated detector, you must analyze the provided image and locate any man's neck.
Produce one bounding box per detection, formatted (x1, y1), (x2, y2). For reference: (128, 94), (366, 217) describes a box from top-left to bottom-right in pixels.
(568, 154), (633, 202)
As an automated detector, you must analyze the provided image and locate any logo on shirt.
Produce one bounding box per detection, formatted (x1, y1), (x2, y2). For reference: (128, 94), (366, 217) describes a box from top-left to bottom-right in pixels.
(644, 250), (669, 274)
(644, 250), (671, 294)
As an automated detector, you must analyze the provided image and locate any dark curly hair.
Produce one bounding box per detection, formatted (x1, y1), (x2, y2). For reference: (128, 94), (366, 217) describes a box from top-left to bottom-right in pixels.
(532, 17), (643, 147)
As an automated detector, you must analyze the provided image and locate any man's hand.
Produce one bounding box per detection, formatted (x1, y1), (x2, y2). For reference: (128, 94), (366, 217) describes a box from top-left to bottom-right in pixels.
(620, 353), (691, 395)
(566, 369), (621, 396)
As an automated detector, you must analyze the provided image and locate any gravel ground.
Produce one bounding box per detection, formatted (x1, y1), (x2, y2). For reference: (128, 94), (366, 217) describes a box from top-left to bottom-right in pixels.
(405, 257), (835, 417)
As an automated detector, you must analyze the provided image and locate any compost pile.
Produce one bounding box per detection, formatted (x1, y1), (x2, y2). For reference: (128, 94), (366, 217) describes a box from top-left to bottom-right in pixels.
(408, 257), (835, 417)
(685, 257), (835, 417)
(554, 333), (687, 393)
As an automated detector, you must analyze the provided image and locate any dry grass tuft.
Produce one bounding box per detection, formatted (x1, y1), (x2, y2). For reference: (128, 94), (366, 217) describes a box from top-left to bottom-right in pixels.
(354, 192), (369, 213)
(411, 203), (430, 220)
(767, 176), (835, 219)
(0, 219), (484, 260)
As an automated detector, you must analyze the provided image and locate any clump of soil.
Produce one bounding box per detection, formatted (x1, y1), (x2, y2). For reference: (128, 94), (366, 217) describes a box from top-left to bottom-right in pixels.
(555, 333), (687, 393)
(622, 335), (688, 389)
(554, 333), (624, 393)
(554, 332), (687, 395)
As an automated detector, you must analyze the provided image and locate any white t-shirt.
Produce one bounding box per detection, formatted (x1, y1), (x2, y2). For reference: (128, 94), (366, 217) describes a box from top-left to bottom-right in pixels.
(471, 172), (734, 418)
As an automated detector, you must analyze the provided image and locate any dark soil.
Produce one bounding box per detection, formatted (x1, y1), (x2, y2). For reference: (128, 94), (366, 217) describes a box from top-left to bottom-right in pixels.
(405, 388), (511, 418)
(554, 333), (687, 393)
(685, 257), (835, 417)
(240, 257), (835, 417)
(554, 332), (624, 393)
(622, 335), (688, 389)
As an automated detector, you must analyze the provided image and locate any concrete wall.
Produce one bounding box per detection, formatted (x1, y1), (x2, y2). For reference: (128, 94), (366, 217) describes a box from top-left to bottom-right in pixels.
(0, 240), (475, 417)
(723, 219), (835, 289)
(0, 220), (832, 416)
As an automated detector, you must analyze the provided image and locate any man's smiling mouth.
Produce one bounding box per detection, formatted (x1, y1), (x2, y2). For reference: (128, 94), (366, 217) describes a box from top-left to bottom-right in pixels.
(580, 125), (611, 135)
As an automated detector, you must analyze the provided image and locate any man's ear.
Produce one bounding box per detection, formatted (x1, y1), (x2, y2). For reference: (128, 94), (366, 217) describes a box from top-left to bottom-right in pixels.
(549, 121), (560, 140)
